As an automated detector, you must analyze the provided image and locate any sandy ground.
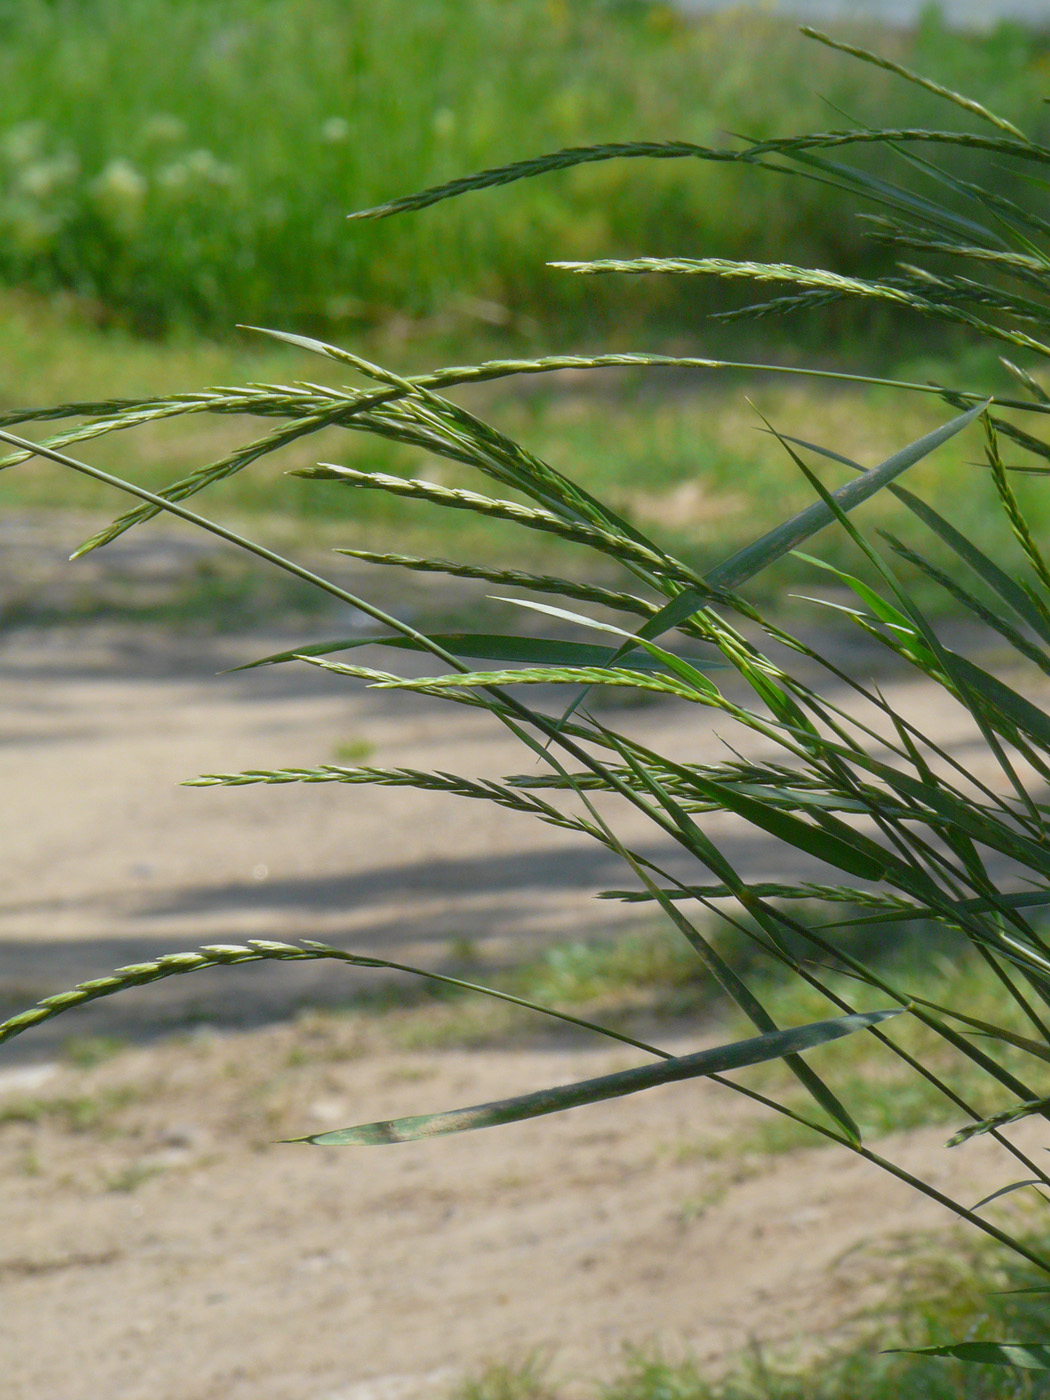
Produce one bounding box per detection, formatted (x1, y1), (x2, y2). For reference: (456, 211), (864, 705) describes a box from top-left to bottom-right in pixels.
(1, 540), (1045, 1400)
(1, 1021), (1045, 1400)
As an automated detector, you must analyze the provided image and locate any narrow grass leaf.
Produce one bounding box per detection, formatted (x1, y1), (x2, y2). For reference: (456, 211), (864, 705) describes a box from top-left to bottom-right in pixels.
(970, 1181), (1045, 1211)
(628, 400), (987, 657)
(295, 1011), (898, 1145)
(230, 633), (708, 674)
(892, 1344), (1050, 1369)
(682, 774), (888, 883)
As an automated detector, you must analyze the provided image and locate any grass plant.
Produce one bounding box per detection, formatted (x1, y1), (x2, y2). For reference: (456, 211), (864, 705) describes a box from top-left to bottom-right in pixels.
(9, 14), (1050, 1378)
(0, 1086), (138, 1135)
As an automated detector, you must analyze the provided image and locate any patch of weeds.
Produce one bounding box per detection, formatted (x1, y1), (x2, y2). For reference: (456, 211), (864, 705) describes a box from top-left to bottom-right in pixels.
(284, 1036), (326, 1068)
(726, 1114), (826, 1161)
(507, 927), (704, 1011)
(665, 1127), (796, 1184)
(2, 549), (335, 632)
(446, 1243), (1050, 1400)
(285, 1015), (366, 1066)
(599, 1352), (720, 1400)
(391, 999), (523, 1054)
(382, 1065), (435, 1086)
(105, 1161), (166, 1194)
(676, 1188), (730, 1228)
(492, 1171), (528, 1193)
(0, 1096), (60, 1128)
(595, 1285), (1050, 1400)
(0, 1086), (139, 1135)
(346, 925), (712, 1051)
(450, 1355), (554, 1400)
(61, 1035), (128, 1069)
(448, 936), (480, 965)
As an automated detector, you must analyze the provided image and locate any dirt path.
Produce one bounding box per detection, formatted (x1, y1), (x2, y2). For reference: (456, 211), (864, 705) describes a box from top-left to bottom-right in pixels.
(1, 604), (1043, 1399)
(1, 1020), (1043, 1400)
(0, 597), (1012, 1046)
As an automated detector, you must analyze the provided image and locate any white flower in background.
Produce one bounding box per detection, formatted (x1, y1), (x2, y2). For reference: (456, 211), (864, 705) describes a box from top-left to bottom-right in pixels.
(15, 152), (79, 200)
(0, 122), (47, 167)
(184, 149), (233, 184)
(0, 133), (77, 251)
(156, 160), (189, 193)
(141, 114), (186, 145)
(157, 148), (235, 194)
(319, 116), (350, 143)
(90, 158), (147, 235)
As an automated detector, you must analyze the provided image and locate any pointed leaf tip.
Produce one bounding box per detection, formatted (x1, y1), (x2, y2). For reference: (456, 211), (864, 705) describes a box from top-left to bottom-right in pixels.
(888, 1343), (1050, 1369)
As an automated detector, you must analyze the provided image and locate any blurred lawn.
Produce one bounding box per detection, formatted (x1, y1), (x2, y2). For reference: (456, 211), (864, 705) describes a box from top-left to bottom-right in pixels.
(1, 3), (1049, 611)
(0, 1), (1046, 338)
(0, 288), (1045, 613)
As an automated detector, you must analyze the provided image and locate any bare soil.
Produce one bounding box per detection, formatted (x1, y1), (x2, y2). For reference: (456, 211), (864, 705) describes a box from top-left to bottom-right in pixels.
(0, 551), (1043, 1400)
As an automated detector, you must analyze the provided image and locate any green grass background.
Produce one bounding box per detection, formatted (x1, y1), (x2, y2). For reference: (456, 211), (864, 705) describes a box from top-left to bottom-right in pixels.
(0, 1), (1048, 598)
(0, 1), (1047, 608)
(0, 0), (1045, 339)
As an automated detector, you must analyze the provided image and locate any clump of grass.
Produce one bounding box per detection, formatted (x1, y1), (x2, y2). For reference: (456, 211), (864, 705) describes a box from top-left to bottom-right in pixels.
(343, 925), (706, 1051)
(0, 1086), (138, 1134)
(511, 927), (702, 1006)
(451, 1355), (554, 1400)
(104, 1160), (166, 1194)
(12, 15), (1050, 1382)
(593, 1251), (1050, 1400)
(449, 1244), (1050, 1398)
(61, 1035), (128, 1069)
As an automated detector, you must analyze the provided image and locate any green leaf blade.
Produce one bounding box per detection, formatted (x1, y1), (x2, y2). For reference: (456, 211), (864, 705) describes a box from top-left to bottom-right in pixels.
(296, 1011), (898, 1145)
(234, 632), (713, 675)
(891, 1344), (1050, 1370)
